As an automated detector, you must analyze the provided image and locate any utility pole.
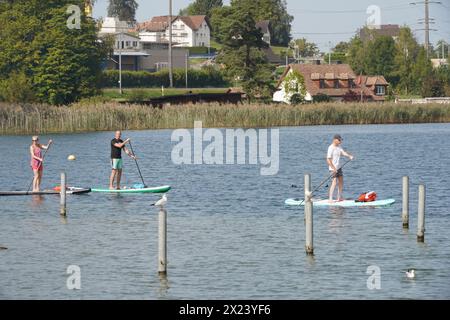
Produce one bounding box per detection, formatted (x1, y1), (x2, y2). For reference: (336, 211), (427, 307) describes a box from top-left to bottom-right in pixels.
(425, 0), (430, 57)
(119, 32), (123, 94)
(410, 1), (441, 58)
(168, 0), (173, 88)
(185, 52), (188, 89)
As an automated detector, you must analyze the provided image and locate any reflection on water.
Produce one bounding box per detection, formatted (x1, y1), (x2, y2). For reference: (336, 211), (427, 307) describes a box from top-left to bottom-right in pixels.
(158, 274), (170, 299)
(327, 207), (346, 233)
(31, 195), (45, 207)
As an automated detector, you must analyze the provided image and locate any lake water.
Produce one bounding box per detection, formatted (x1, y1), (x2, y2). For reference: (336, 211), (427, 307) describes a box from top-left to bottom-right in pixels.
(0, 123), (449, 299)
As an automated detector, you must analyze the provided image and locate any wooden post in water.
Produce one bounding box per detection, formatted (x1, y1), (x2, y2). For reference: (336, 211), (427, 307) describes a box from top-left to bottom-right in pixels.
(417, 184), (425, 242)
(158, 208), (167, 275)
(304, 174), (314, 255)
(60, 172), (66, 216)
(402, 176), (409, 228)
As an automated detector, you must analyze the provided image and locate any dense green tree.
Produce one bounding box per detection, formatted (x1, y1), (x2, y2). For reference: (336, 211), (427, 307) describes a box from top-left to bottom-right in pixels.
(107, 0), (138, 22)
(180, 0), (223, 17)
(333, 41), (350, 53)
(215, 3), (274, 99)
(0, 0), (108, 104)
(229, 0), (293, 46)
(365, 36), (397, 84)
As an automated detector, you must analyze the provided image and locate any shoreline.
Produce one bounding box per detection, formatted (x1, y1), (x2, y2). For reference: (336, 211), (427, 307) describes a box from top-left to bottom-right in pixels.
(1, 102), (450, 135)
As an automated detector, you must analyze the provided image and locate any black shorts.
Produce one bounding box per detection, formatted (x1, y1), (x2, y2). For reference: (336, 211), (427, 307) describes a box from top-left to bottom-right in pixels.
(332, 168), (343, 178)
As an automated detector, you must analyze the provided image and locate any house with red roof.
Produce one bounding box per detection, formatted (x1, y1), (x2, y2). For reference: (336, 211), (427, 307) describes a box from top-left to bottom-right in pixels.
(135, 15), (211, 48)
(273, 64), (389, 103)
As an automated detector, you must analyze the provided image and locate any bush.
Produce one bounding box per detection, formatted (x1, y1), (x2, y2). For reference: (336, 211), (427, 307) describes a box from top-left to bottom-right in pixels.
(421, 76), (445, 97)
(0, 72), (35, 103)
(313, 93), (331, 103)
(290, 93), (304, 105)
(100, 67), (228, 88)
(188, 47), (217, 55)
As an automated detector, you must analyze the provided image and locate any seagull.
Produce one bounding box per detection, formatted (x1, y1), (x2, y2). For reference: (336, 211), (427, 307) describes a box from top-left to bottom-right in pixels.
(152, 194), (167, 207)
(406, 269), (416, 279)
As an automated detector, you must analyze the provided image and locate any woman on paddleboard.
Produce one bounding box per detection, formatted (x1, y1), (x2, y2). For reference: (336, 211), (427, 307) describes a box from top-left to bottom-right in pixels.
(30, 136), (52, 192)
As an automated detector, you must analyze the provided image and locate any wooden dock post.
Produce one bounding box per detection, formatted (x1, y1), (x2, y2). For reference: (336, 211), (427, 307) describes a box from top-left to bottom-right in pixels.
(60, 172), (66, 216)
(402, 176), (409, 228)
(158, 208), (167, 275)
(305, 174), (314, 255)
(417, 184), (425, 242)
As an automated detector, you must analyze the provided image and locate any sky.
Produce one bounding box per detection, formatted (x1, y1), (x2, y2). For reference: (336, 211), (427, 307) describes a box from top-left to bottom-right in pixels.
(92, 0), (450, 52)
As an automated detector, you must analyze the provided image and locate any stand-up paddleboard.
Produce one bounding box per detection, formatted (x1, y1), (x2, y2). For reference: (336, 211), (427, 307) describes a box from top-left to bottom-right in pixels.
(285, 198), (395, 207)
(91, 185), (171, 194)
(0, 187), (91, 196)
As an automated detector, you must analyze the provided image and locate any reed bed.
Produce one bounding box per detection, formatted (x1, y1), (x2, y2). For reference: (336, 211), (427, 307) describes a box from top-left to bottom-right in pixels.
(1, 102), (449, 135)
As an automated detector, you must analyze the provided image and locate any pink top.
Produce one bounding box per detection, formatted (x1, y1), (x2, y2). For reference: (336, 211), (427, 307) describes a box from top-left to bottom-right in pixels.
(31, 146), (42, 169)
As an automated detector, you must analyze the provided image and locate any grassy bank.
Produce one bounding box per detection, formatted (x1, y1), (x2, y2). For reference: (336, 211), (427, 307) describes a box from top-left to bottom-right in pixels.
(1, 102), (449, 135)
(101, 88), (229, 101)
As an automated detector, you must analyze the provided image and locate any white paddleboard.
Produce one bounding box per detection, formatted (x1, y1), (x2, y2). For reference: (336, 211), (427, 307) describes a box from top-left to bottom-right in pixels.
(285, 198), (395, 207)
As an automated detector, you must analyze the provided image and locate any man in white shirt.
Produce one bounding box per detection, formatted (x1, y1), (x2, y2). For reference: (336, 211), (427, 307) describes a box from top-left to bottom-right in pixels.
(327, 134), (353, 202)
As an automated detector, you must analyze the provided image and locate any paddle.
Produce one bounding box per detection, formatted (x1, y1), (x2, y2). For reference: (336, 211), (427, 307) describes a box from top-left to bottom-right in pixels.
(293, 158), (353, 206)
(128, 140), (147, 188)
(26, 141), (52, 194)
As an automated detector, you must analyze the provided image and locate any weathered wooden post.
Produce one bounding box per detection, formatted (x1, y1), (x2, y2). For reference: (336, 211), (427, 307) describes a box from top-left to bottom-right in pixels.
(417, 184), (425, 242)
(158, 208), (167, 275)
(305, 174), (314, 255)
(60, 172), (66, 216)
(402, 176), (409, 228)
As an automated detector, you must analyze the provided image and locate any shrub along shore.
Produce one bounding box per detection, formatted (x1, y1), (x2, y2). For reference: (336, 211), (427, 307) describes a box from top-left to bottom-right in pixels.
(1, 102), (449, 135)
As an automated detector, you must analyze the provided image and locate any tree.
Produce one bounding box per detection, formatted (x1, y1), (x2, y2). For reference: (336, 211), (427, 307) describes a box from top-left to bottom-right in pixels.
(107, 0), (138, 22)
(210, 5), (234, 42)
(181, 0), (223, 17)
(230, 0), (293, 46)
(0, 0), (108, 105)
(282, 70), (307, 104)
(216, 3), (274, 99)
(365, 36), (397, 84)
(289, 38), (320, 59)
(421, 74), (445, 97)
(333, 41), (350, 53)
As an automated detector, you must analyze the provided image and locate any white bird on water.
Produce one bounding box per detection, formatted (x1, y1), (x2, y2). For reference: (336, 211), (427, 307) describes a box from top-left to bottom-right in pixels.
(152, 194), (167, 207)
(406, 269), (416, 279)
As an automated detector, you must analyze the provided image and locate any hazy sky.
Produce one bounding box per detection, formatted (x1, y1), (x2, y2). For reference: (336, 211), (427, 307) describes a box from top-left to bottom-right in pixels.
(93, 0), (450, 51)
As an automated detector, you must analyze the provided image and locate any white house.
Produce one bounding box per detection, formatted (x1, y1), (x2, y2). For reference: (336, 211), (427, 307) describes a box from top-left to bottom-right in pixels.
(135, 15), (211, 47)
(100, 16), (131, 34)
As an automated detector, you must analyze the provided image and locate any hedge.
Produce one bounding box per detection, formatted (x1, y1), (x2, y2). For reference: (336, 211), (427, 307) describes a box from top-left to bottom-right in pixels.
(100, 68), (228, 88)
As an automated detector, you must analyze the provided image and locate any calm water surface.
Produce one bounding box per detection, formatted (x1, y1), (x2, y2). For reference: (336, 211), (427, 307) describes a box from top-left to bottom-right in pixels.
(0, 123), (449, 299)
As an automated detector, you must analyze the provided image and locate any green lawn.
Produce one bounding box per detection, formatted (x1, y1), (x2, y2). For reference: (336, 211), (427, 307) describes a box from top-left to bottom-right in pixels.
(101, 88), (230, 100)
(270, 45), (289, 56)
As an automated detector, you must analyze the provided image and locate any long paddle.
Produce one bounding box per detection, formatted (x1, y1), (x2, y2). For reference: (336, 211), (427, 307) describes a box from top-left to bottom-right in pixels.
(26, 142), (52, 194)
(295, 158), (353, 206)
(128, 140), (147, 188)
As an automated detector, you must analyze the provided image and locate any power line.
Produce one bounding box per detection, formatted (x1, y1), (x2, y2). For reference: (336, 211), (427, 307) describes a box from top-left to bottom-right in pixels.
(292, 32), (355, 35)
(292, 3), (421, 14)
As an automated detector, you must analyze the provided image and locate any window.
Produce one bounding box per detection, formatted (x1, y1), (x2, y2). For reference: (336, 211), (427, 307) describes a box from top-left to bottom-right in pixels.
(319, 79), (325, 89)
(376, 85), (386, 95)
(334, 80), (340, 89)
(133, 41), (138, 47)
(125, 41), (130, 47)
(349, 79), (355, 88)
